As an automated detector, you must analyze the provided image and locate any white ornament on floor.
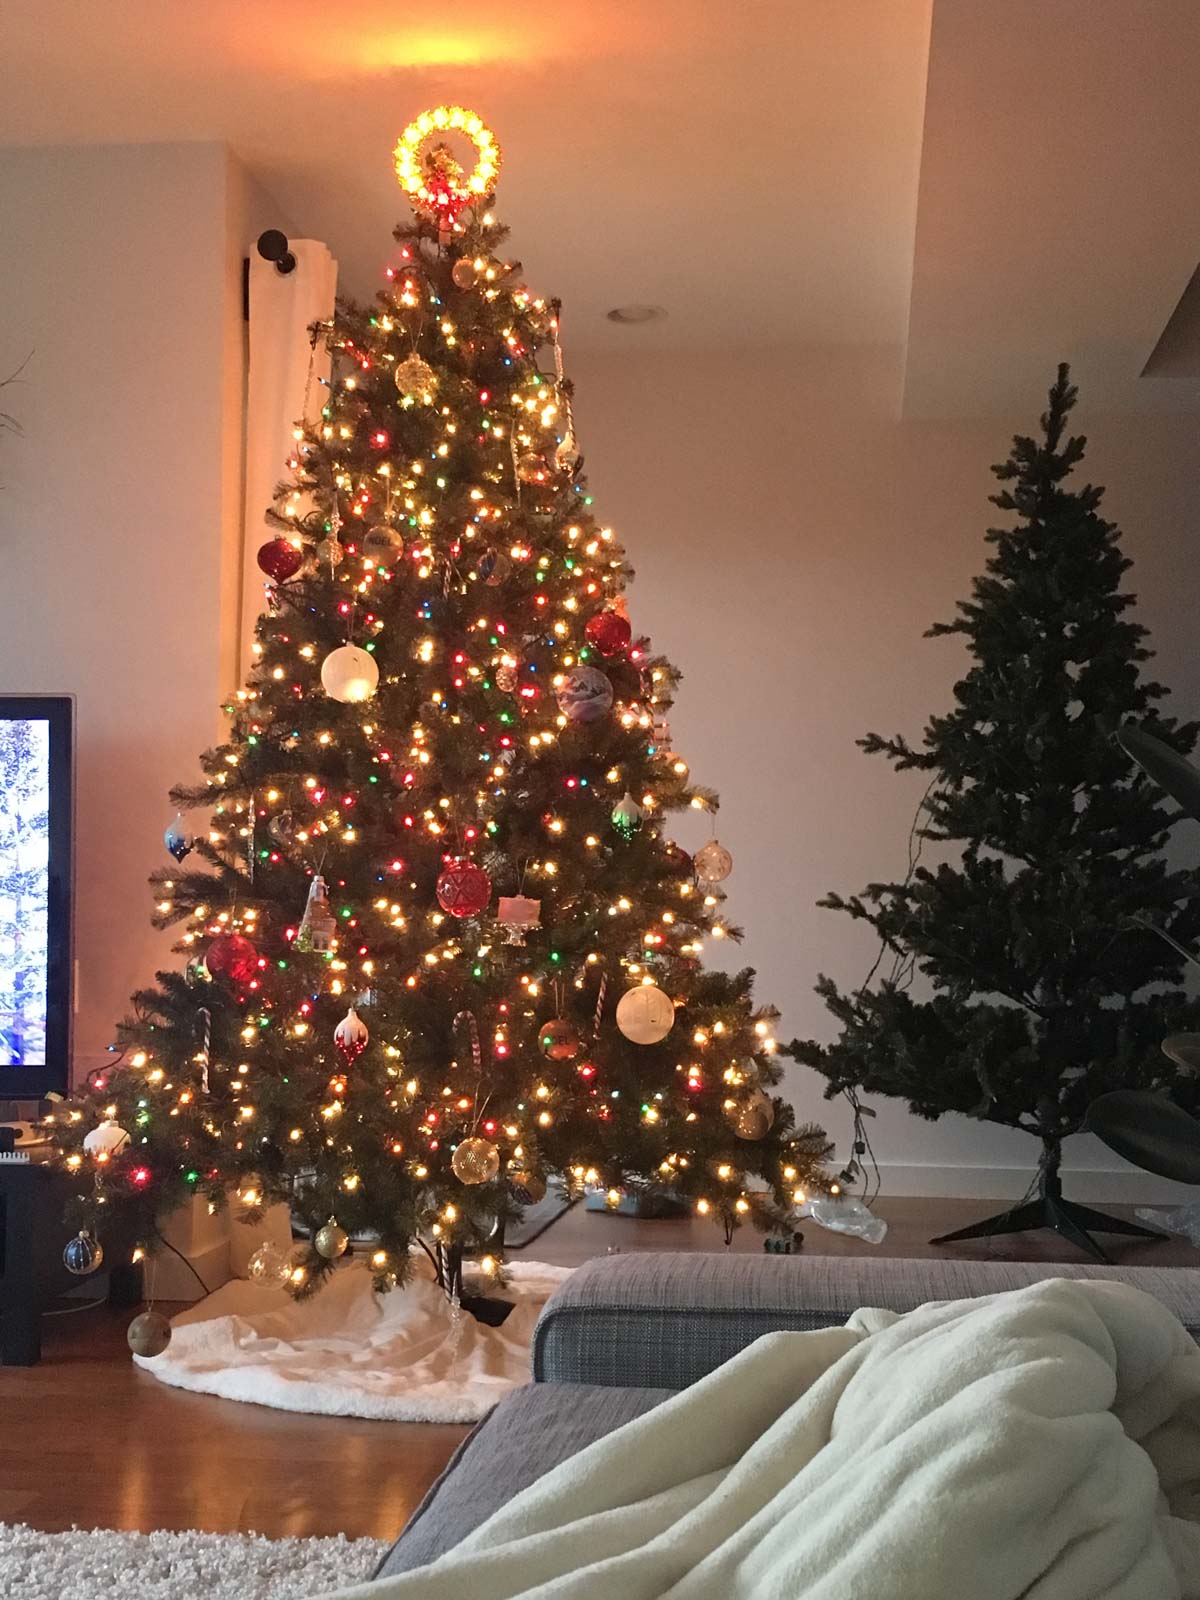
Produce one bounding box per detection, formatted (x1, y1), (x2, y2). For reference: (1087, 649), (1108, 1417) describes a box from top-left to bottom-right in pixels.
(133, 1255), (572, 1423)
(0, 1523), (387, 1600)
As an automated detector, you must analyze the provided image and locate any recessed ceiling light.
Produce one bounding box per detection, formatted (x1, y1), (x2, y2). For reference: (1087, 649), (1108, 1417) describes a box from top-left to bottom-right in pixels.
(605, 304), (668, 325)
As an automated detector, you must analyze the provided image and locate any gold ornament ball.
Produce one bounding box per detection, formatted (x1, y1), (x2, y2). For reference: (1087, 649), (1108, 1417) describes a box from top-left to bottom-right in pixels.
(516, 451), (551, 485)
(315, 537), (345, 567)
(314, 1218), (350, 1259)
(694, 839), (734, 884)
(555, 436), (581, 473)
(495, 663), (518, 693)
(726, 1088), (775, 1141)
(451, 1136), (500, 1185)
(539, 1018), (582, 1061)
(451, 257), (478, 289)
(395, 353), (437, 400)
(361, 524), (405, 565)
(127, 1310), (172, 1358)
(615, 984), (675, 1045)
(508, 1168), (547, 1205)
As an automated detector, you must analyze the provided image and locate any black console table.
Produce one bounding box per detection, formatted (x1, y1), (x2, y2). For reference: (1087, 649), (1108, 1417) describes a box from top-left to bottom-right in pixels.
(0, 1160), (139, 1364)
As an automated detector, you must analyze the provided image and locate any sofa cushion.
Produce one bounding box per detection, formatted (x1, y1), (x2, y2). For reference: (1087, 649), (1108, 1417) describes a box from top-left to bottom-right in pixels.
(375, 1380), (673, 1578)
(533, 1252), (1200, 1387)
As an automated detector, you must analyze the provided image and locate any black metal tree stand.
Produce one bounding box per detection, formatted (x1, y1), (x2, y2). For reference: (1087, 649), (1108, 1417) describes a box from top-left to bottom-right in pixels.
(930, 1134), (1167, 1264)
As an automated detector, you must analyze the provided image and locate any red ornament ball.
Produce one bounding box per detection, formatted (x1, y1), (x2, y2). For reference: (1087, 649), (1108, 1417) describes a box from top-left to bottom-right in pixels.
(585, 610), (632, 658)
(205, 933), (260, 985)
(436, 859), (492, 919)
(256, 538), (304, 584)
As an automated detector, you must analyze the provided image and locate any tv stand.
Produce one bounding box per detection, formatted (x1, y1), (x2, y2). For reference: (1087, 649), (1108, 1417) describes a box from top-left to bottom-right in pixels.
(0, 1160), (140, 1364)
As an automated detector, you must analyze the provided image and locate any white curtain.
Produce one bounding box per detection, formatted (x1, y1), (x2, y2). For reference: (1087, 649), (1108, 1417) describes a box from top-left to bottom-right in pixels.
(240, 240), (339, 676)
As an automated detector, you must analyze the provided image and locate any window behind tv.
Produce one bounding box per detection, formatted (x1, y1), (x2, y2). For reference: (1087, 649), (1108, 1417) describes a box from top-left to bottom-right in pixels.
(0, 695), (73, 1098)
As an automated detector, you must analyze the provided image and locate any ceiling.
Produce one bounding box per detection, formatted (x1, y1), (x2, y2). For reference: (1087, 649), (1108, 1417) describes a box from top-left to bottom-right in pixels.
(3, 0), (1198, 416)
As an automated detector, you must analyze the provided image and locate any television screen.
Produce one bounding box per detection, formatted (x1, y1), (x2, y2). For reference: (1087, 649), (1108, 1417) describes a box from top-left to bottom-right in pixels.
(0, 696), (72, 1098)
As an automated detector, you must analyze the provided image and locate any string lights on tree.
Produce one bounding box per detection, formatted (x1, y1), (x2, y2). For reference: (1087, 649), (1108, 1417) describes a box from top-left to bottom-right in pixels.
(46, 107), (830, 1306)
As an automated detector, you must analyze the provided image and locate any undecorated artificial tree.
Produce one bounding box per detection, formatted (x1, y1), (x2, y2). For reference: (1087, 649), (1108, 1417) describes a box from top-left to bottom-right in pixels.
(789, 366), (1200, 1260)
(49, 106), (828, 1311)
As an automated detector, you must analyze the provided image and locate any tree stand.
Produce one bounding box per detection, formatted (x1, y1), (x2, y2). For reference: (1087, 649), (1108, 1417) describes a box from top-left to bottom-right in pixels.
(930, 1137), (1167, 1264)
(431, 1239), (515, 1327)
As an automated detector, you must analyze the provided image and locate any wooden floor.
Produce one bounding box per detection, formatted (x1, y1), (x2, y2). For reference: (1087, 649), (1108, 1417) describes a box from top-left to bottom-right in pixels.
(3, 1196), (1197, 1541)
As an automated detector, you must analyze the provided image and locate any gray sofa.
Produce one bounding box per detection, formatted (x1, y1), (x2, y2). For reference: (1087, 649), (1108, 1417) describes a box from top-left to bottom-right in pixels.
(377, 1250), (1200, 1578)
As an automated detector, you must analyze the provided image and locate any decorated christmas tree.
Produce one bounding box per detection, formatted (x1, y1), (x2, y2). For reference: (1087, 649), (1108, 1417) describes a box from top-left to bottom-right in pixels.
(49, 107), (828, 1301)
(789, 366), (1200, 1259)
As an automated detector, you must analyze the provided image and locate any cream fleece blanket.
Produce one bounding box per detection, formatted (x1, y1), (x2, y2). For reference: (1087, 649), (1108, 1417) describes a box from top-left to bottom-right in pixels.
(335, 1279), (1200, 1600)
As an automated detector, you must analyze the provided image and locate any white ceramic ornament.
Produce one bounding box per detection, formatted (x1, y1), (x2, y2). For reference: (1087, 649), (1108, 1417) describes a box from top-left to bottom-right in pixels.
(83, 1122), (131, 1159)
(694, 839), (734, 884)
(497, 894), (541, 946)
(334, 1005), (369, 1063)
(321, 645), (379, 703)
(615, 984), (675, 1045)
(556, 666), (613, 724)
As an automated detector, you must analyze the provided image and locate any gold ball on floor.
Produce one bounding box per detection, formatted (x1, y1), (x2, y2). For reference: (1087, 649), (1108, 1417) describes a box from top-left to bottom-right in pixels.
(127, 1310), (172, 1358)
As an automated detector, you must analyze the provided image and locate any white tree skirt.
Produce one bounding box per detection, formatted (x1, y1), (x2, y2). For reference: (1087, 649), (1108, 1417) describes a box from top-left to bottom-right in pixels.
(135, 1257), (572, 1422)
(0, 1523), (387, 1600)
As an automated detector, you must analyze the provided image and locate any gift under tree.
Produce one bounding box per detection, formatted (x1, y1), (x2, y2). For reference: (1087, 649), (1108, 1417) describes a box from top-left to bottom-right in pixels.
(49, 106), (829, 1301)
(789, 366), (1200, 1260)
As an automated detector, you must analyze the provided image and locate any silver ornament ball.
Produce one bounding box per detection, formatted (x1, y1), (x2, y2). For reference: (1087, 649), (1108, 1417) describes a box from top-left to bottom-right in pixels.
(314, 1218), (350, 1259)
(725, 1088), (775, 1141)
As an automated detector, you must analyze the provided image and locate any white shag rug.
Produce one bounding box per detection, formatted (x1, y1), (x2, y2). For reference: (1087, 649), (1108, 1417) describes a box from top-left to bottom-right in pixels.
(0, 1523), (388, 1599)
(135, 1256), (572, 1423)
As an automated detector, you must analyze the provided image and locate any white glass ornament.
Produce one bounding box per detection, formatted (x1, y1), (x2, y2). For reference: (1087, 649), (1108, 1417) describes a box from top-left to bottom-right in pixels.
(611, 791), (643, 838)
(694, 839), (734, 884)
(297, 874), (337, 954)
(83, 1122), (131, 1160)
(321, 645), (379, 703)
(615, 984), (675, 1045)
(247, 1241), (290, 1285)
(451, 1136), (500, 1185)
(334, 1005), (369, 1063)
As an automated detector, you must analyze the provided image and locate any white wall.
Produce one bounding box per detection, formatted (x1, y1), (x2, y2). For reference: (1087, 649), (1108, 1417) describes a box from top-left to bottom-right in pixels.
(0, 142), (285, 1081)
(574, 343), (1200, 1201)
